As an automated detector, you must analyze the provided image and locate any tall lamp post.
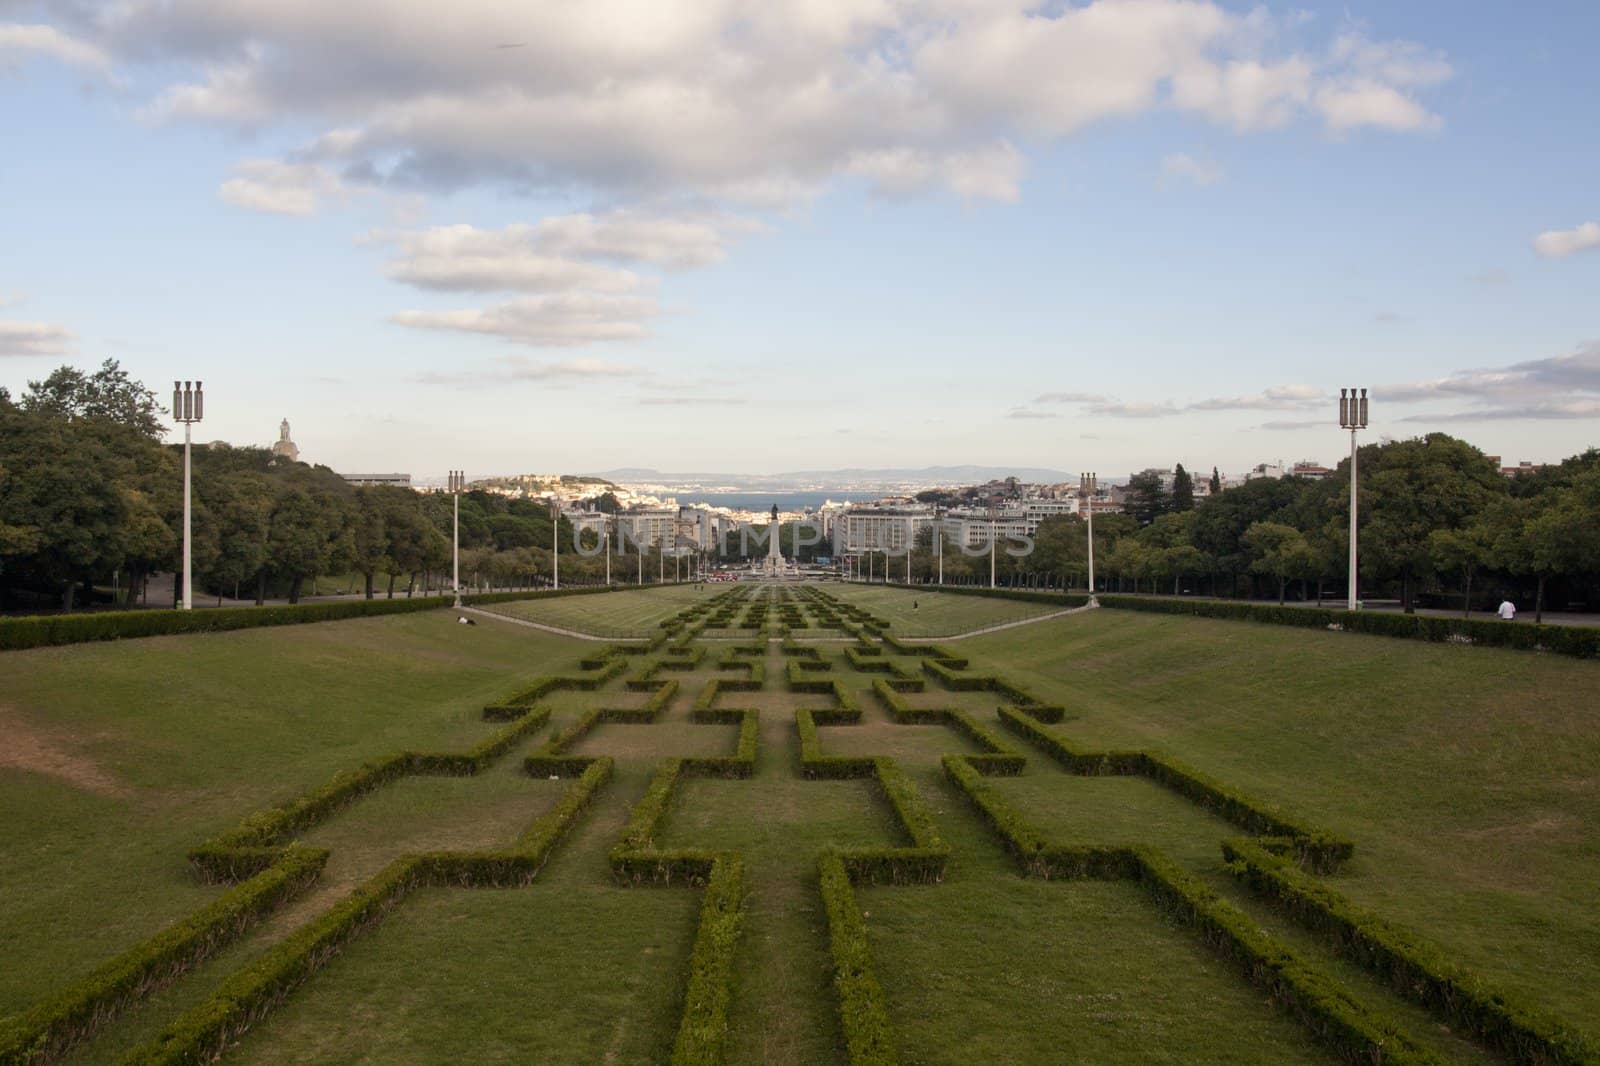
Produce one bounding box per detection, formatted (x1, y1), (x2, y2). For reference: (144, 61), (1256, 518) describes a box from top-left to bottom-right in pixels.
(1339, 388), (1369, 611)
(447, 470), (464, 607)
(172, 381), (203, 610)
(1080, 472), (1097, 605)
(551, 499), (560, 590)
(605, 518), (612, 586)
(935, 505), (944, 586)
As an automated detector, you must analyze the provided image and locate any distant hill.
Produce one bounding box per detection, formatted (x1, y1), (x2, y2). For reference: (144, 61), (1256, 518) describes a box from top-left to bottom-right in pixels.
(584, 465), (1072, 487)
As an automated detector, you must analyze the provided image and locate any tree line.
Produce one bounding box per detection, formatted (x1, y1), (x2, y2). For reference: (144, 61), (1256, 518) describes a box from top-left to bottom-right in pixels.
(864, 440), (1600, 620)
(0, 362), (627, 611)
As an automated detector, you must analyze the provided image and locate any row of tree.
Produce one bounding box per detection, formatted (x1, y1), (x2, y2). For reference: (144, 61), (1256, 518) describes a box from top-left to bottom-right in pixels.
(856, 437), (1600, 620)
(0, 362), (644, 611)
(5, 362), (1597, 618)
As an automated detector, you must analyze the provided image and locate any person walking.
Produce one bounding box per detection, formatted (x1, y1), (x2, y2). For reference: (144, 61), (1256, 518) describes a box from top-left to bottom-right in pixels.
(1497, 599), (1517, 621)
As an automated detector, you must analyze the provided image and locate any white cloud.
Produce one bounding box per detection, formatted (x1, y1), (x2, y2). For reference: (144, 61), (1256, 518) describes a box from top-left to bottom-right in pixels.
(1170, 57), (1312, 131)
(1315, 81), (1439, 132)
(0, 319), (74, 356)
(1086, 400), (1182, 419)
(382, 225), (645, 294)
(55, 2), (1449, 206)
(0, 22), (110, 74)
(391, 293), (659, 347)
(533, 210), (761, 269)
(1036, 391), (1110, 404)
(846, 142), (1026, 202)
(1533, 222), (1600, 259)
(1006, 407), (1060, 420)
(1190, 384), (1324, 411)
(414, 356), (643, 385)
(1383, 342), (1600, 422)
(1159, 152), (1224, 186)
(218, 159), (346, 216)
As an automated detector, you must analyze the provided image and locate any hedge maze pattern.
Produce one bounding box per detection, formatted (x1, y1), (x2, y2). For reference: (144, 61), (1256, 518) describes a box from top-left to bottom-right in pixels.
(4, 584), (1595, 1065)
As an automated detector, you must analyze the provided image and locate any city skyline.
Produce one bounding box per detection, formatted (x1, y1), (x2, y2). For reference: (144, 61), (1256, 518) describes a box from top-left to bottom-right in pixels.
(2, 1), (1596, 476)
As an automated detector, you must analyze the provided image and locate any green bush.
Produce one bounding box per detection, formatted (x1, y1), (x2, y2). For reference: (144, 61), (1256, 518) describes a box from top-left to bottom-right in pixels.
(1096, 595), (1600, 660)
(1131, 847), (1441, 1066)
(0, 848), (326, 1063)
(131, 758), (614, 1064)
(1221, 841), (1597, 1064)
(818, 852), (898, 1065)
(669, 857), (746, 1065)
(0, 585), (628, 653)
(995, 707), (1351, 870)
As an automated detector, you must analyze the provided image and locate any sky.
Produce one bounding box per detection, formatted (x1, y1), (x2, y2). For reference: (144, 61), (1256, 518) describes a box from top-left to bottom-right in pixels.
(1, 1), (1597, 482)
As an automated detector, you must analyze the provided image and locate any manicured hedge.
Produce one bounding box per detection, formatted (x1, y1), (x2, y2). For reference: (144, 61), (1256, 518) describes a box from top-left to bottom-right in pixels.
(1222, 841), (1598, 1065)
(0, 585), (624, 652)
(129, 758), (613, 1064)
(669, 857), (746, 1066)
(0, 848), (326, 1063)
(818, 852), (899, 1066)
(1131, 847), (1441, 1065)
(995, 706), (1351, 871)
(797, 709), (874, 779)
(683, 710), (759, 779)
(1096, 595), (1600, 660)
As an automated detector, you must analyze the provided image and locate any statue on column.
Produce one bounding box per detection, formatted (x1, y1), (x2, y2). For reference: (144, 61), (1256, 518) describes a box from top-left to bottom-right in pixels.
(271, 418), (300, 462)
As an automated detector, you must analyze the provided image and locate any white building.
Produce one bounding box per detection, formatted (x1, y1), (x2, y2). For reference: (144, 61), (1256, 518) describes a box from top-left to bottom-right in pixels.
(832, 507), (935, 555)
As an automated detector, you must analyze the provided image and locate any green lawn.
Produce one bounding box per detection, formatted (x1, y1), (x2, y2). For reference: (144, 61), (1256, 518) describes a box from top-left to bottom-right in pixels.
(0, 610), (584, 1017)
(3, 586), (1597, 1062)
(827, 583), (1066, 636)
(480, 583), (714, 636)
(964, 605), (1600, 1032)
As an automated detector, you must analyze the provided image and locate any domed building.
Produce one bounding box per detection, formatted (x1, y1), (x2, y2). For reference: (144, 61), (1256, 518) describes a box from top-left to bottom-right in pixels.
(271, 418), (300, 462)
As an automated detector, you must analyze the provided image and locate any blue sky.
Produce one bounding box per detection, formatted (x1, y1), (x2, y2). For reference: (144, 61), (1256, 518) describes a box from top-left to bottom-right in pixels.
(2, 1), (1596, 480)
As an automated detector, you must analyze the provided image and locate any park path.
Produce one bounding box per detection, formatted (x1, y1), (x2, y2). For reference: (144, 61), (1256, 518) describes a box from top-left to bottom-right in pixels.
(899, 603), (1096, 642)
(466, 601), (1097, 643)
(461, 606), (645, 642)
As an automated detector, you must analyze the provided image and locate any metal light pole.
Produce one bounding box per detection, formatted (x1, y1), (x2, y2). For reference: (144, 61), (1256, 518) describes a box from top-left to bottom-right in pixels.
(551, 499), (560, 590)
(171, 381), (203, 610)
(1080, 473), (1097, 605)
(1339, 389), (1369, 611)
(935, 505), (944, 586)
(448, 470), (464, 607)
(605, 524), (612, 586)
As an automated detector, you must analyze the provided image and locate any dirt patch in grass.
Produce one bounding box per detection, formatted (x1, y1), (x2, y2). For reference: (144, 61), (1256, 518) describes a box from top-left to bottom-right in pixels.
(0, 706), (132, 798)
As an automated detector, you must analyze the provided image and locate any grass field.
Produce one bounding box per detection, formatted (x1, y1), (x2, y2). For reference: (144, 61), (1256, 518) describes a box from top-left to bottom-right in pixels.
(2, 586), (1596, 1063)
(481, 583), (712, 636)
(825, 583), (1065, 636)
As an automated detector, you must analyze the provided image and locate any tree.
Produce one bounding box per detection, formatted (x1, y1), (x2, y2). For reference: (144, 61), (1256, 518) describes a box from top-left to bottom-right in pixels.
(1125, 470), (1168, 526)
(1140, 511), (1204, 594)
(1209, 466), (1222, 494)
(594, 492), (622, 515)
(1170, 464), (1195, 512)
(1359, 435), (1504, 613)
(1190, 476), (1301, 597)
(350, 489), (392, 599)
(22, 359), (166, 440)
(1491, 473), (1600, 623)
(0, 408), (138, 609)
(1243, 521), (1319, 605)
(1428, 521), (1494, 618)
